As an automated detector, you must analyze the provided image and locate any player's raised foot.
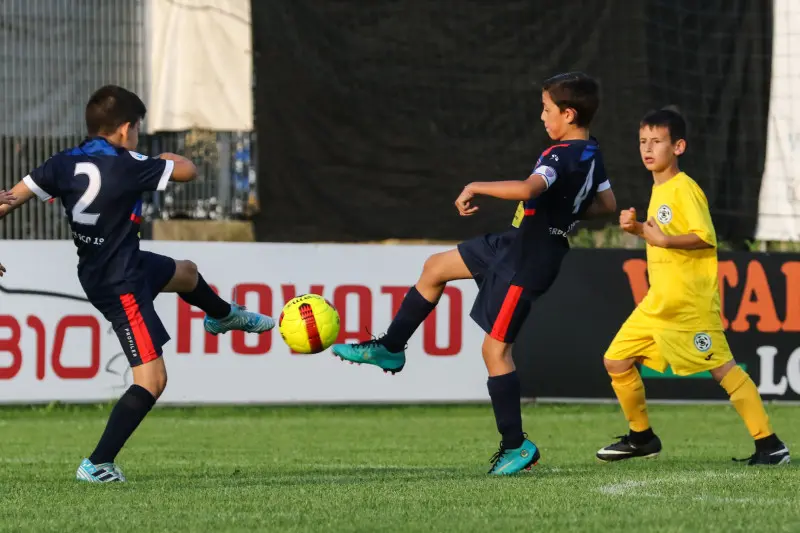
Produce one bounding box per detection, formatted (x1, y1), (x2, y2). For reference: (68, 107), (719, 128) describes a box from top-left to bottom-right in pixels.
(203, 303), (275, 336)
(735, 439), (791, 466)
(596, 433), (662, 462)
(488, 438), (540, 475)
(330, 339), (406, 374)
(75, 458), (126, 483)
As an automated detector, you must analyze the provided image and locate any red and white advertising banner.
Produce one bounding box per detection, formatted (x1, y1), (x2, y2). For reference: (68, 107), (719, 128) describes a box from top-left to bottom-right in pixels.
(0, 241), (490, 404)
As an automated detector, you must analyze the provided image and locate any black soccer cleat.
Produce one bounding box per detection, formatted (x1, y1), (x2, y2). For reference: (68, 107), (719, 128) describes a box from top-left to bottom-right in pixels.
(596, 434), (662, 462)
(735, 440), (791, 466)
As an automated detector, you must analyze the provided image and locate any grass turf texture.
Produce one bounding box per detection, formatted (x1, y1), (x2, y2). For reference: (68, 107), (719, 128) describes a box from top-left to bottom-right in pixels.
(1, 404), (798, 533)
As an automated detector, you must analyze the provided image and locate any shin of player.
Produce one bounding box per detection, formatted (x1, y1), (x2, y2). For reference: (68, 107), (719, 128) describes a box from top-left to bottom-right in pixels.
(598, 108), (789, 466)
(333, 73), (617, 474)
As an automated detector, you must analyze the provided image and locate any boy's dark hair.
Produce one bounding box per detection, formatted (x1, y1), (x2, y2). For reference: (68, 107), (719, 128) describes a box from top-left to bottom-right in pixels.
(85, 85), (147, 136)
(640, 106), (687, 143)
(542, 72), (600, 127)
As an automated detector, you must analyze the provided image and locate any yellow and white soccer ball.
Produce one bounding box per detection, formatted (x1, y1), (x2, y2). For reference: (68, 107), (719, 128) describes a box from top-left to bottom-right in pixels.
(278, 294), (340, 354)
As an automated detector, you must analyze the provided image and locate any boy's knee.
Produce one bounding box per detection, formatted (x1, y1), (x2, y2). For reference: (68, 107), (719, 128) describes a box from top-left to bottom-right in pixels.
(165, 260), (199, 293)
(176, 259), (198, 280)
(482, 336), (514, 375)
(141, 372), (167, 399)
(604, 357), (636, 375)
(709, 359), (737, 383)
(133, 359), (168, 399)
(420, 254), (447, 283)
(482, 337), (501, 357)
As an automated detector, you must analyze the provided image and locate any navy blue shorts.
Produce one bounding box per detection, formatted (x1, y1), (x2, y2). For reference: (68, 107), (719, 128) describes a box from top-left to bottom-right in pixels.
(89, 252), (177, 367)
(458, 232), (537, 344)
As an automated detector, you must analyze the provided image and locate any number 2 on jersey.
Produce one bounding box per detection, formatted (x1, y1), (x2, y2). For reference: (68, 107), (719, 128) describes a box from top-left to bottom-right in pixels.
(72, 162), (101, 225)
(572, 159), (595, 214)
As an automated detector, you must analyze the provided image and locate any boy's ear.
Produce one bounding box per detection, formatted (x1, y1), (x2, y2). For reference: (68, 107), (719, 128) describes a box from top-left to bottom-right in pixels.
(117, 121), (131, 138)
(673, 138), (686, 156)
(562, 107), (577, 125)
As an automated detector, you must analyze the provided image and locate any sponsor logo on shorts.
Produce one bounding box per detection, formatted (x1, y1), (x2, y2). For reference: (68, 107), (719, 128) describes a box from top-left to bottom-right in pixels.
(694, 332), (712, 352)
(124, 327), (139, 359)
(657, 204), (672, 224)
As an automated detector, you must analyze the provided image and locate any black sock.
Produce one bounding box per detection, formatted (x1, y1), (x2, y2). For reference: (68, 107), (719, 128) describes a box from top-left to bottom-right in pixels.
(89, 385), (156, 464)
(487, 371), (524, 449)
(629, 427), (655, 445)
(755, 433), (782, 453)
(381, 287), (436, 352)
(179, 273), (231, 319)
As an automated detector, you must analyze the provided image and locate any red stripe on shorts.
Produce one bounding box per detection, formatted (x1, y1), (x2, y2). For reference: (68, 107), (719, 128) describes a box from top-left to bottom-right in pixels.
(490, 285), (523, 341)
(120, 294), (159, 363)
(524, 209), (536, 216)
(299, 303), (323, 353)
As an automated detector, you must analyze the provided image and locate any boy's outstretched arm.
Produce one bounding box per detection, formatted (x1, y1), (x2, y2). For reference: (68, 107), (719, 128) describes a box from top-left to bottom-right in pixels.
(455, 174), (549, 216)
(157, 152), (197, 182)
(0, 180), (33, 220)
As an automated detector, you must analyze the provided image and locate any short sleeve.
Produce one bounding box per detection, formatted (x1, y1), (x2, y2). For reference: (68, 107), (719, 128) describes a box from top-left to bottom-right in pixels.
(682, 183), (717, 247)
(124, 151), (174, 192)
(531, 147), (567, 190)
(597, 179), (611, 192)
(23, 158), (59, 202)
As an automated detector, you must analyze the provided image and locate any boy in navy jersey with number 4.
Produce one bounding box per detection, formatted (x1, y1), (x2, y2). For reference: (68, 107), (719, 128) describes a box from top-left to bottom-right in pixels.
(0, 86), (274, 482)
(333, 72), (617, 474)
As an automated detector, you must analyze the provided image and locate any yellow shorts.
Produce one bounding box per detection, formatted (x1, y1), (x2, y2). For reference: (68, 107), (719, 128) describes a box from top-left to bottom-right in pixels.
(604, 313), (733, 376)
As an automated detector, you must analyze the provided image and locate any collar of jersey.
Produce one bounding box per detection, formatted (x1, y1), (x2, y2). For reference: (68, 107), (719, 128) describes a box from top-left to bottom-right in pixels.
(557, 136), (599, 146)
(69, 137), (120, 157)
(652, 171), (686, 188)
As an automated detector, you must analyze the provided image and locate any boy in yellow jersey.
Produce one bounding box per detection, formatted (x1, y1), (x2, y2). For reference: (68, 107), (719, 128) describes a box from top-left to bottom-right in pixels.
(596, 107), (790, 466)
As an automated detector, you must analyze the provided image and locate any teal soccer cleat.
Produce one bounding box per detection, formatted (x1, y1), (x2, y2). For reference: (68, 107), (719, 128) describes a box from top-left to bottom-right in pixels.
(76, 458), (126, 483)
(488, 438), (540, 475)
(204, 303), (275, 336)
(331, 339), (406, 374)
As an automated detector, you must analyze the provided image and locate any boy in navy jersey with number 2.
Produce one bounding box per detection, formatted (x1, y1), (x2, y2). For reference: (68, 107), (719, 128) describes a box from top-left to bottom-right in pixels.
(333, 72), (617, 474)
(0, 86), (274, 482)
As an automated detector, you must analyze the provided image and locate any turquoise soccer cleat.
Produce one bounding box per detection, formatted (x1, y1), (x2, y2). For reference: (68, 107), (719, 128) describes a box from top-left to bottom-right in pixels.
(204, 303), (275, 336)
(488, 438), (540, 475)
(330, 339), (406, 374)
(76, 458), (127, 483)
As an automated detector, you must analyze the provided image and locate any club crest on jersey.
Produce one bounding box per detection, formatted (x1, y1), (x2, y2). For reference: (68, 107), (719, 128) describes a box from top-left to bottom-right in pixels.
(694, 333), (712, 352)
(128, 151), (148, 161)
(657, 204), (672, 224)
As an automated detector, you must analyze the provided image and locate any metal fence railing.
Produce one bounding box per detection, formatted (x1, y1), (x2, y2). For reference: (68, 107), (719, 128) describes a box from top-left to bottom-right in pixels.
(0, 0), (256, 240)
(141, 131), (259, 222)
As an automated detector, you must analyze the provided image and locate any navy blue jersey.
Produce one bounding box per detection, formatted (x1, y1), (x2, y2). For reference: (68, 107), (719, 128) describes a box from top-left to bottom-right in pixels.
(22, 137), (174, 297)
(502, 138), (610, 288)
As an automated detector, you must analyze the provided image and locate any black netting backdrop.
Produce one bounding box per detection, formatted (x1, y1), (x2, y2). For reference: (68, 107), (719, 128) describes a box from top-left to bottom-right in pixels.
(252, 1), (772, 245)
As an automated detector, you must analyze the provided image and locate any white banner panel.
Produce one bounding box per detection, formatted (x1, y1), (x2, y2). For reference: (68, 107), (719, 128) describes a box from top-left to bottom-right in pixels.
(756, 0), (800, 241)
(0, 241), (488, 404)
(146, 0), (253, 132)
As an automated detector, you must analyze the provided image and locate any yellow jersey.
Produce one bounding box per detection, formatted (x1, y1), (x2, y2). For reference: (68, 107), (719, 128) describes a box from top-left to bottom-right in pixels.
(636, 172), (723, 331)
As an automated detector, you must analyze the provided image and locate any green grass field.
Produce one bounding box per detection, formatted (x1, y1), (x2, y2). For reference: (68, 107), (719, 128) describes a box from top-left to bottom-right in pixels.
(1, 403), (799, 533)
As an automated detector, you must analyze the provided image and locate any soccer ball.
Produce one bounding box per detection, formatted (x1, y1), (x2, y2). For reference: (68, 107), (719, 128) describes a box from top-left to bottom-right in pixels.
(278, 294), (340, 354)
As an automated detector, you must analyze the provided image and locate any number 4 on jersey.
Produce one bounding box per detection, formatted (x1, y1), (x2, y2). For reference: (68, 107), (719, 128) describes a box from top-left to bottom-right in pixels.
(572, 159), (595, 214)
